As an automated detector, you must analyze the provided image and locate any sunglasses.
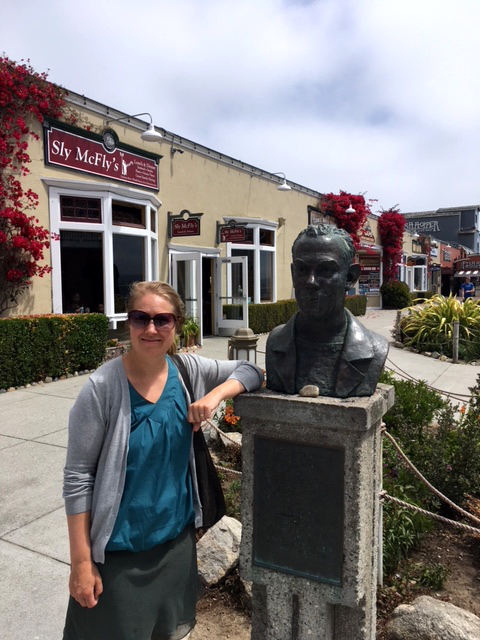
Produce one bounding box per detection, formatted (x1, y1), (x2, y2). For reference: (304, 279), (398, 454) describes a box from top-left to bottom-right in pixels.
(128, 310), (177, 331)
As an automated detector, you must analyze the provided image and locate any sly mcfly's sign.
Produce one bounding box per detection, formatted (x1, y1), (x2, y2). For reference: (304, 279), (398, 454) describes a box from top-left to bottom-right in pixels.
(44, 124), (159, 190)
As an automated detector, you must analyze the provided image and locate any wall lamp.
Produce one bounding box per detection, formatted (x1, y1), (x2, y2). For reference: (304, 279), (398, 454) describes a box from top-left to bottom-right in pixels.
(104, 112), (163, 142)
(346, 203), (356, 214)
(273, 172), (291, 191)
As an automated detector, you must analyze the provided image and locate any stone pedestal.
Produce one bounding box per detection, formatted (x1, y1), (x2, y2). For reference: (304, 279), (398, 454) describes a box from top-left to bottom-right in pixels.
(237, 384), (394, 640)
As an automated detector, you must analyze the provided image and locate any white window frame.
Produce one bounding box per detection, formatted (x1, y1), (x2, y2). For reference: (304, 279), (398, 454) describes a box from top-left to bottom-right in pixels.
(224, 217), (278, 304)
(43, 178), (160, 328)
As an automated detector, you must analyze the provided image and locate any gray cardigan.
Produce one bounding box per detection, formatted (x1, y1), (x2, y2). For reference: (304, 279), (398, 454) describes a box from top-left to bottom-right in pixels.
(63, 354), (263, 563)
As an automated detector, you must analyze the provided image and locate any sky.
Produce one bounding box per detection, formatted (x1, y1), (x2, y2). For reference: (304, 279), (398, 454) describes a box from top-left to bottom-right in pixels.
(2, 0), (480, 215)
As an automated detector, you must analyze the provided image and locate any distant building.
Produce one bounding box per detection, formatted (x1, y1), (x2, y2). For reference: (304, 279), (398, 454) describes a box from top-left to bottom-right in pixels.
(403, 206), (480, 253)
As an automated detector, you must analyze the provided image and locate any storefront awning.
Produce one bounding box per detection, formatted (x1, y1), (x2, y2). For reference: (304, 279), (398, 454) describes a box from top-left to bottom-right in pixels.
(453, 270), (478, 277)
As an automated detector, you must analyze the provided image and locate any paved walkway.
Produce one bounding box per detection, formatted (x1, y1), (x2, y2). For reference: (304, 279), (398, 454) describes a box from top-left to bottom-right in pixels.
(0, 310), (478, 639)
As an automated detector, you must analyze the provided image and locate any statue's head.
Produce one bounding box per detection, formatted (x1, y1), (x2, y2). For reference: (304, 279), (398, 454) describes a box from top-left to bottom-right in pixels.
(291, 224), (360, 320)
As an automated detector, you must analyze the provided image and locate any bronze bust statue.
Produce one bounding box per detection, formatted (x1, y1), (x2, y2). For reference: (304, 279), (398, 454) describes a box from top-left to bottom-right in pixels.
(266, 224), (388, 398)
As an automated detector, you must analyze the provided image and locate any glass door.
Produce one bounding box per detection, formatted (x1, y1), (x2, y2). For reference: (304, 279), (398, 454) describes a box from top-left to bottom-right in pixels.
(171, 252), (202, 343)
(215, 256), (248, 335)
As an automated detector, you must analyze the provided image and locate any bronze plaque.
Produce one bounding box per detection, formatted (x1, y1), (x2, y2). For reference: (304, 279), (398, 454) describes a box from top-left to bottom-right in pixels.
(253, 436), (344, 585)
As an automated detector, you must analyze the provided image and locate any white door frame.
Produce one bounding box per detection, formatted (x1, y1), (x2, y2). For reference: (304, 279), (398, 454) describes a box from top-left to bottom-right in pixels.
(215, 256), (249, 336)
(170, 251), (202, 342)
(168, 245), (221, 342)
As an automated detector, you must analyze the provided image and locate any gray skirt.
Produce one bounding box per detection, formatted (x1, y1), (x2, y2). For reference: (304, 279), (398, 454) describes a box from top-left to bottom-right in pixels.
(63, 525), (197, 640)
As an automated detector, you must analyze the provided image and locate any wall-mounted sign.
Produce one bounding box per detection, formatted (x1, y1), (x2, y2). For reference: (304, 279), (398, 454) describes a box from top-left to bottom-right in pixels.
(406, 220), (440, 233)
(44, 123), (159, 190)
(168, 209), (203, 238)
(457, 258), (480, 269)
(217, 220), (246, 243)
(359, 221), (375, 243)
(308, 206), (335, 227)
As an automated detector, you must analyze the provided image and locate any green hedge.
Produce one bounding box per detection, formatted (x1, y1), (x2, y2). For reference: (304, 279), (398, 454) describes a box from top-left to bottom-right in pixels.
(224, 295), (367, 334)
(0, 314), (109, 389)
(381, 280), (413, 309)
(345, 295), (367, 316)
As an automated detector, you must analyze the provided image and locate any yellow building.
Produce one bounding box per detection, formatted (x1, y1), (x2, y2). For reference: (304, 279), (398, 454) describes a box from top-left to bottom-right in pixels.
(5, 90), (383, 338)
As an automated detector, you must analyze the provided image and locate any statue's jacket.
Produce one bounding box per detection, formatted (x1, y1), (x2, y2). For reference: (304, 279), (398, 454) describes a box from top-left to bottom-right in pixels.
(265, 310), (389, 398)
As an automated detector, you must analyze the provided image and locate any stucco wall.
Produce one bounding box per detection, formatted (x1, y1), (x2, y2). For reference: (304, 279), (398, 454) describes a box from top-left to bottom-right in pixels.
(4, 99), (320, 318)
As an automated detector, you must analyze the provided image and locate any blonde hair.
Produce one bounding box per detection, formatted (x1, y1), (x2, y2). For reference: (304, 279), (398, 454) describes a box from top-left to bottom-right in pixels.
(126, 281), (185, 355)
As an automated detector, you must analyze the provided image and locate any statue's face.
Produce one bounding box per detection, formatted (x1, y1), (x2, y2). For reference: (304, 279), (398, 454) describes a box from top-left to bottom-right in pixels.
(292, 234), (352, 320)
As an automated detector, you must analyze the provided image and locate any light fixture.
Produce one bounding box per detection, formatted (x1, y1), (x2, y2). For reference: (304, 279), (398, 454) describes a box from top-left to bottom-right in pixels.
(104, 112), (163, 142)
(412, 232), (420, 239)
(431, 239), (438, 248)
(273, 172), (291, 191)
(345, 203), (356, 214)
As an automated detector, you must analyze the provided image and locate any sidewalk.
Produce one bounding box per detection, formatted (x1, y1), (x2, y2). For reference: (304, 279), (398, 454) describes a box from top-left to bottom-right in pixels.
(0, 310), (478, 639)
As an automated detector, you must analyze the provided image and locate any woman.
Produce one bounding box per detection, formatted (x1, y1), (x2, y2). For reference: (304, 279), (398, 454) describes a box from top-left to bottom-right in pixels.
(63, 281), (264, 640)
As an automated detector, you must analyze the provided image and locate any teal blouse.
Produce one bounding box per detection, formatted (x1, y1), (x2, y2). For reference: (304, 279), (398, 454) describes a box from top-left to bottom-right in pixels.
(106, 357), (195, 552)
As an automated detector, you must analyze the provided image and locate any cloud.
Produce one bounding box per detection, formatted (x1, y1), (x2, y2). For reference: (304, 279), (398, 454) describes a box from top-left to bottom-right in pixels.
(2, 0), (480, 213)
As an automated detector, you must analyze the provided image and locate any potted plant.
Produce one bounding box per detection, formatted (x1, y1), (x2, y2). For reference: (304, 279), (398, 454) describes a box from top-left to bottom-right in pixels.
(182, 316), (200, 348)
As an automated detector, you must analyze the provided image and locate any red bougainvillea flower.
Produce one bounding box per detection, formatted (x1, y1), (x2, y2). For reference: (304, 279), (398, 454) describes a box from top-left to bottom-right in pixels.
(378, 207), (406, 282)
(0, 55), (67, 313)
(318, 191), (372, 250)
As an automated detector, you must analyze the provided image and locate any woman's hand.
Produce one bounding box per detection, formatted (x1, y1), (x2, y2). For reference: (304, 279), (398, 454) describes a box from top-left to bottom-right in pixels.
(187, 379), (246, 431)
(188, 393), (220, 431)
(69, 559), (103, 608)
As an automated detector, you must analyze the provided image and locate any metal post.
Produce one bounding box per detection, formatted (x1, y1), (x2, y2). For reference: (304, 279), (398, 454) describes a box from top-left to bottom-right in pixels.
(453, 320), (460, 363)
(395, 310), (401, 342)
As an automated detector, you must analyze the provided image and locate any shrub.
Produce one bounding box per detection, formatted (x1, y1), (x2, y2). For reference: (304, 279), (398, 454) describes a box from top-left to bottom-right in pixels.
(0, 313), (109, 388)
(381, 280), (412, 309)
(400, 294), (480, 360)
(379, 372), (448, 444)
(382, 489), (432, 576)
(380, 369), (480, 509)
(345, 294), (367, 316)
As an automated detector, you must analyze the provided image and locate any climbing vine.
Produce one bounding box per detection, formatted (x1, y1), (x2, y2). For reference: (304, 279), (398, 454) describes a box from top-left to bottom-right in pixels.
(318, 191), (372, 249)
(378, 207), (406, 282)
(0, 55), (77, 313)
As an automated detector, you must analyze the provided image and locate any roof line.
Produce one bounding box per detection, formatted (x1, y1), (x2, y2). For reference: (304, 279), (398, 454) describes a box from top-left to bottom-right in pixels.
(64, 89), (322, 199)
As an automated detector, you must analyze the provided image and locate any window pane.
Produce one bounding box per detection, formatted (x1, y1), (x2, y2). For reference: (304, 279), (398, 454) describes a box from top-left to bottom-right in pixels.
(112, 201), (145, 227)
(219, 259), (245, 321)
(60, 230), (104, 313)
(260, 229), (274, 246)
(60, 196), (101, 223)
(260, 251), (273, 301)
(232, 249), (254, 303)
(113, 235), (144, 312)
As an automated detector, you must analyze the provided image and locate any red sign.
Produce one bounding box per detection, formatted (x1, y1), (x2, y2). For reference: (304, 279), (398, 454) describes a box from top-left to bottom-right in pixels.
(45, 126), (159, 190)
(220, 226), (246, 242)
(172, 218), (200, 237)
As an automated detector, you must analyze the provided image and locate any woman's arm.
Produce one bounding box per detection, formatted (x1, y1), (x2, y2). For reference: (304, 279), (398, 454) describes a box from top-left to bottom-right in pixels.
(67, 512), (103, 608)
